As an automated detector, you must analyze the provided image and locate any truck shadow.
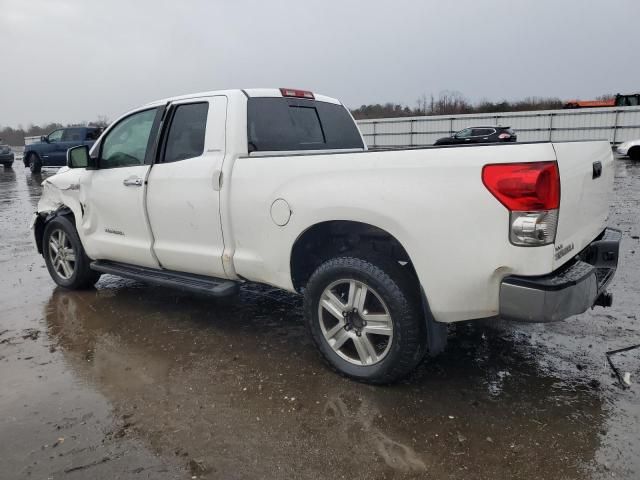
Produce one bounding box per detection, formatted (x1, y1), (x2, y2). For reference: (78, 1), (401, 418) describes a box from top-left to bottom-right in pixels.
(44, 281), (606, 479)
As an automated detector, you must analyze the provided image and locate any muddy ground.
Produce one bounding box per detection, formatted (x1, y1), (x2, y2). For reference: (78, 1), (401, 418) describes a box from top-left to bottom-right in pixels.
(0, 157), (638, 480)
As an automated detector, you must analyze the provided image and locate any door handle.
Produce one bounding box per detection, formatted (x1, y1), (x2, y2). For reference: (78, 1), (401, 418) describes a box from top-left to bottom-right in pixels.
(123, 177), (143, 187)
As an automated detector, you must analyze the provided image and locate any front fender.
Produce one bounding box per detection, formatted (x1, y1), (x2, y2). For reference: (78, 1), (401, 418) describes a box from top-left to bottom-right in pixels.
(35, 170), (85, 252)
(33, 206), (74, 254)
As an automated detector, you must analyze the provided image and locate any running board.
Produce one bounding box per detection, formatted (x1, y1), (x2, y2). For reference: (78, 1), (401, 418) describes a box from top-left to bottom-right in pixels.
(90, 260), (240, 297)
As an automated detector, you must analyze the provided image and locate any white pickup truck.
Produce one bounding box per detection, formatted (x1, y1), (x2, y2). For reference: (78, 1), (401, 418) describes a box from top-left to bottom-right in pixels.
(33, 88), (621, 383)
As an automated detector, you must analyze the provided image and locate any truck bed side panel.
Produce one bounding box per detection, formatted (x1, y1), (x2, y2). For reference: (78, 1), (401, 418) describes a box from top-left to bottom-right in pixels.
(229, 143), (563, 323)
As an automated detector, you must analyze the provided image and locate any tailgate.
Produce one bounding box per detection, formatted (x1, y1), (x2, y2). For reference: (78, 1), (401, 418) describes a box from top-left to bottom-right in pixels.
(552, 141), (614, 269)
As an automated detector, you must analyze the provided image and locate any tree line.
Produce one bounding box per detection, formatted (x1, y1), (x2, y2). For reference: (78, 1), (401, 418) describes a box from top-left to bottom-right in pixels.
(350, 91), (614, 120)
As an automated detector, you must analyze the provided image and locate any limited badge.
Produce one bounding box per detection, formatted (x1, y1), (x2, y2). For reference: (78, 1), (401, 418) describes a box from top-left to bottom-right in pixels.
(554, 242), (574, 260)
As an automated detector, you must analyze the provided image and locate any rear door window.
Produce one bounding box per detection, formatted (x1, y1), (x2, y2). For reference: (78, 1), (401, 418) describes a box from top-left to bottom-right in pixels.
(247, 97), (363, 152)
(162, 102), (209, 163)
(62, 128), (84, 142)
(472, 128), (494, 137)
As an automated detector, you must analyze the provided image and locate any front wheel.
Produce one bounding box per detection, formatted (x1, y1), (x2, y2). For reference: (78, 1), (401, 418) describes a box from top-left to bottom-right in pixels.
(629, 146), (640, 161)
(304, 256), (426, 384)
(28, 154), (42, 174)
(43, 216), (101, 289)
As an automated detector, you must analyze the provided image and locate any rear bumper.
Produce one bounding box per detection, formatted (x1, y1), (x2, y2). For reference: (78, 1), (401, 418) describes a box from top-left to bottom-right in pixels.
(0, 152), (14, 163)
(500, 228), (621, 322)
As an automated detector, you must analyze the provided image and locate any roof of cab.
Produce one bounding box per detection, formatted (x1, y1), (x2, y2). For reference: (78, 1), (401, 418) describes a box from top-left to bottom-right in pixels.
(145, 88), (341, 107)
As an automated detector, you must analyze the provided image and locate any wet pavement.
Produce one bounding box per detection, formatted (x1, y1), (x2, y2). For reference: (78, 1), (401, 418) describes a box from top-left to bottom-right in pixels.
(1, 159), (639, 479)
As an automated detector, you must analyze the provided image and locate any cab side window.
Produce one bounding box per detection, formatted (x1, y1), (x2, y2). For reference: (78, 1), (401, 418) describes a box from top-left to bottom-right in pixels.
(472, 128), (494, 137)
(456, 128), (472, 138)
(100, 109), (157, 168)
(62, 128), (84, 142)
(162, 103), (208, 163)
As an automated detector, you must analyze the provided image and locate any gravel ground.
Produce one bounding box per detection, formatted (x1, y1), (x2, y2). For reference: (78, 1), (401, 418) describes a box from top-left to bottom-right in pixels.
(0, 156), (638, 479)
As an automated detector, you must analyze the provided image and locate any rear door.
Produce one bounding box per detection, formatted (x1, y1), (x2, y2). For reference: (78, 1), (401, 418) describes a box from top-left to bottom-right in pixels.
(79, 107), (162, 267)
(145, 96), (228, 278)
(551, 141), (614, 269)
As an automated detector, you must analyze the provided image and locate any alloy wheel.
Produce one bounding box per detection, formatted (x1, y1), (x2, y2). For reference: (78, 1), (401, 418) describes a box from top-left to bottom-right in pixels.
(318, 279), (394, 366)
(48, 229), (76, 280)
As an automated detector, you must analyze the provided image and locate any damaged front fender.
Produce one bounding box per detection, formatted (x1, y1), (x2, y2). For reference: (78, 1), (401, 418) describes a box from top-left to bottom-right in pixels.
(33, 171), (85, 254)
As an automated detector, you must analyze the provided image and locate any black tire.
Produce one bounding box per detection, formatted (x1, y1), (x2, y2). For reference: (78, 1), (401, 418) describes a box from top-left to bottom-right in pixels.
(304, 255), (426, 384)
(43, 216), (101, 289)
(2, 163), (12, 169)
(629, 146), (640, 161)
(28, 153), (42, 174)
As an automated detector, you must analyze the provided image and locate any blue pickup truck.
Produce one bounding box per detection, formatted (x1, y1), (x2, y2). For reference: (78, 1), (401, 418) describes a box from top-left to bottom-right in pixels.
(23, 127), (102, 173)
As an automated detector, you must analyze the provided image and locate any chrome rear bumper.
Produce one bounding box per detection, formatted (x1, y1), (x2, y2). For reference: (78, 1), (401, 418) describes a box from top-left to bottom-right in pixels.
(500, 228), (621, 322)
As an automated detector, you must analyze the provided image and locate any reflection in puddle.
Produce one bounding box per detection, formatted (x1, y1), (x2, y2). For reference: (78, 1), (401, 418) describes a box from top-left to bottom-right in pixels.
(44, 286), (606, 479)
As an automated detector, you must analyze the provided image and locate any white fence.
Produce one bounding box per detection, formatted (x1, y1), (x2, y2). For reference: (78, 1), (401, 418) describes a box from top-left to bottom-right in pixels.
(356, 106), (640, 148)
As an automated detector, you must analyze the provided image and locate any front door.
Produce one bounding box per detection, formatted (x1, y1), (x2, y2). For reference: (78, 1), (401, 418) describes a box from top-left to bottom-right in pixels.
(145, 96), (228, 278)
(42, 129), (64, 165)
(78, 107), (162, 268)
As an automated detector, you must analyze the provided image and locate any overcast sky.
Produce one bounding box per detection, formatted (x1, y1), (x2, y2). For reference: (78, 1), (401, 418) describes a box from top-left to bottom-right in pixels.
(1, 0), (638, 127)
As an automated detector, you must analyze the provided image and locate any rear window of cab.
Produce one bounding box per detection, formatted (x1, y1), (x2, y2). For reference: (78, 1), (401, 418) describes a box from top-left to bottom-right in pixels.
(247, 97), (364, 153)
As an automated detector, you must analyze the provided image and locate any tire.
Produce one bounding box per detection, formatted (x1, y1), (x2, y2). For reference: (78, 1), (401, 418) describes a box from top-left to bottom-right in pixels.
(43, 216), (101, 289)
(629, 146), (640, 161)
(28, 153), (42, 174)
(2, 162), (12, 169)
(304, 255), (426, 384)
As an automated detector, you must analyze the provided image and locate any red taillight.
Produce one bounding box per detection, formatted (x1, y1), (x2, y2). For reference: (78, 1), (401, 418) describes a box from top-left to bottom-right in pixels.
(482, 161), (560, 211)
(280, 88), (315, 99)
(498, 133), (511, 139)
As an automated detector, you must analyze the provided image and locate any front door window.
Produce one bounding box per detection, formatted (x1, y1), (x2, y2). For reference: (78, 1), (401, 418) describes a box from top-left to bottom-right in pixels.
(100, 109), (157, 168)
(456, 128), (472, 138)
(48, 130), (63, 143)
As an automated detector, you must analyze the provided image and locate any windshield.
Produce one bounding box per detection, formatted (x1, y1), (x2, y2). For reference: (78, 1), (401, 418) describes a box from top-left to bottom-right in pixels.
(247, 97), (364, 152)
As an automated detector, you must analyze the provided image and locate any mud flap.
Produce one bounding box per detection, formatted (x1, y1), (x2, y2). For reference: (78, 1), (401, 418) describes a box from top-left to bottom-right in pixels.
(421, 287), (448, 356)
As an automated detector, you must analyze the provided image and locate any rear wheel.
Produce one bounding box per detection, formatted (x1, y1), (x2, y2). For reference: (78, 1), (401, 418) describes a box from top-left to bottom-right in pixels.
(2, 162), (12, 169)
(43, 216), (101, 289)
(304, 256), (426, 384)
(28, 153), (42, 174)
(629, 146), (640, 161)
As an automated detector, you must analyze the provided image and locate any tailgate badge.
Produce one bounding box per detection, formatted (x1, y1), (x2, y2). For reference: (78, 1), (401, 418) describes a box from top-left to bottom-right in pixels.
(592, 161), (602, 179)
(555, 242), (575, 260)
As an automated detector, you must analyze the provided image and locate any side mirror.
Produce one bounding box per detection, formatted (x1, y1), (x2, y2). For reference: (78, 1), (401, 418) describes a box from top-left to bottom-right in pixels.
(67, 145), (95, 169)
(41, 135), (49, 143)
